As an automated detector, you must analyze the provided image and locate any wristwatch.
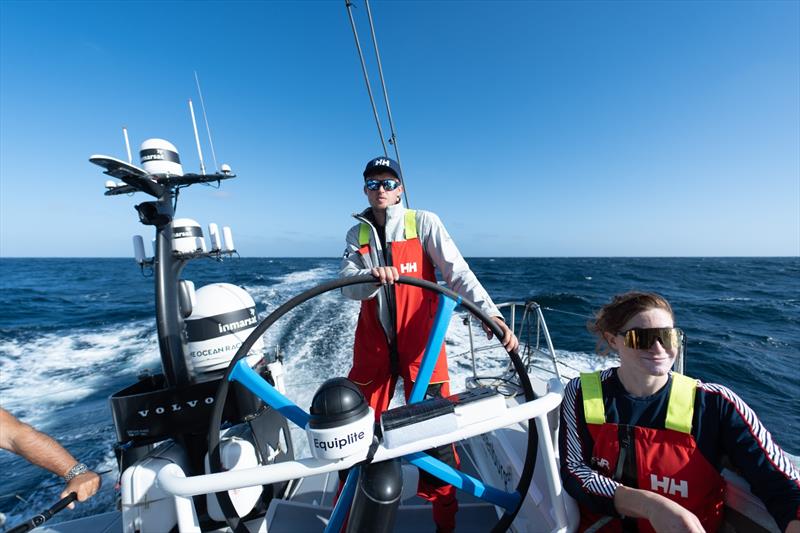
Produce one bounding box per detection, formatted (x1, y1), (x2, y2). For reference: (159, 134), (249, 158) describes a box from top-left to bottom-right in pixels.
(64, 462), (89, 482)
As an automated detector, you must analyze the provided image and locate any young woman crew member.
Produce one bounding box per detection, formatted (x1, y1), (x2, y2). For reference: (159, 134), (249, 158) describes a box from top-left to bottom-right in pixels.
(559, 292), (800, 532)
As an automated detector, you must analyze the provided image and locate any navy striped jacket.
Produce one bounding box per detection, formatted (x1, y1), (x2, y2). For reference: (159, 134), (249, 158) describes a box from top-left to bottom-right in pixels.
(559, 368), (800, 531)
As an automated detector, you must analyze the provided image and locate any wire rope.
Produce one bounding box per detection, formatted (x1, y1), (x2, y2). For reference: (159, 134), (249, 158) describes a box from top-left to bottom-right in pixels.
(363, 0), (408, 207)
(344, 0), (388, 156)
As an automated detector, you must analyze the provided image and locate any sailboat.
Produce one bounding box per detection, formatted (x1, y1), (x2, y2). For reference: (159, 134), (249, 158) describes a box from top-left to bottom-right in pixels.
(4, 2), (792, 532)
(6, 135), (778, 532)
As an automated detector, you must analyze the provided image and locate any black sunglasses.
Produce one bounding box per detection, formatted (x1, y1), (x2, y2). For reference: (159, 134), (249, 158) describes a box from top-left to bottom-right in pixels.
(365, 178), (401, 191)
(618, 327), (685, 350)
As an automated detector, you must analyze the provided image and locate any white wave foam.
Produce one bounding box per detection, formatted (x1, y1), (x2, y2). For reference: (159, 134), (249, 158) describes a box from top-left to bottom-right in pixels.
(443, 313), (616, 390)
(0, 322), (160, 421)
(275, 266), (337, 286)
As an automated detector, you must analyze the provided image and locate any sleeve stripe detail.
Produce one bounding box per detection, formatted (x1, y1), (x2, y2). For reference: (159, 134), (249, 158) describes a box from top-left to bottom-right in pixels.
(699, 382), (800, 488)
(563, 369), (620, 499)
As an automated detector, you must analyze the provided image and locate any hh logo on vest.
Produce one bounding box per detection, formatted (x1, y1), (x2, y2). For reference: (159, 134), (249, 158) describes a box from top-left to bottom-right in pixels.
(399, 262), (418, 274)
(651, 474), (688, 498)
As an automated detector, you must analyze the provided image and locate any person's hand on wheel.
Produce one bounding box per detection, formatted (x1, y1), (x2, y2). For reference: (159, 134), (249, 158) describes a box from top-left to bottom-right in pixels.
(371, 266), (399, 285)
(482, 317), (519, 352)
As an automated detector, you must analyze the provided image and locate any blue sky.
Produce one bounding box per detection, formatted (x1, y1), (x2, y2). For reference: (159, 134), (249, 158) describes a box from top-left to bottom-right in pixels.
(1, 1), (798, 257)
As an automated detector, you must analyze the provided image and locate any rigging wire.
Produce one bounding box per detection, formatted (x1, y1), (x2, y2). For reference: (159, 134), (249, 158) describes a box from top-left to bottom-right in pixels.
(344, 0), (410, 207)
(541, 307), (594, 320)
(194, 71), (219, 172)
(345, 0), (388, 156)
(363, 0), (408, 207)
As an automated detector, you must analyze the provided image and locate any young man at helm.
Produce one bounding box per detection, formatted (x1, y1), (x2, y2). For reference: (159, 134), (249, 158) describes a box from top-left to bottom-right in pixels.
(339, 156), (518, 532)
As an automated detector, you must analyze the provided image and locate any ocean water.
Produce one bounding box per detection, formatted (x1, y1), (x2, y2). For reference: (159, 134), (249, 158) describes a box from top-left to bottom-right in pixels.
(0, 256), (798, 526)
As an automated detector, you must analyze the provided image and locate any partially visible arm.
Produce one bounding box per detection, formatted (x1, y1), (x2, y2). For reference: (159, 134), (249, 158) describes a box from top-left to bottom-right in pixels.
(340, 223), (381, 301)
(418, 211), (501, 318)
(705, 384), (800, 532)
(613, 485), (704, 532)
(419, 211), (517, 350)
(1, 407), (76, 477)
(558, 378), (621, 516)
(0, 408), (100, 507)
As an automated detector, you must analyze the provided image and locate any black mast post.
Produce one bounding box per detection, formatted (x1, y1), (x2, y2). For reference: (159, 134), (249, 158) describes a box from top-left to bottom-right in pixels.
(152, 190), (191, 387)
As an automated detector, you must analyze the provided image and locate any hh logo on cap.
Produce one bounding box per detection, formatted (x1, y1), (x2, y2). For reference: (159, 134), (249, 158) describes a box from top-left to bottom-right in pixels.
(373, 158), (391, 167)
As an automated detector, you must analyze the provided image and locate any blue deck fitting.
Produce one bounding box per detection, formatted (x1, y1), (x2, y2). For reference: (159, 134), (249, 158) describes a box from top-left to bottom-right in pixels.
(406, 452), (521, 511)
(228, 359), (310, 428)
(409, 293), (460, 404)
(325, 466), (360, 533)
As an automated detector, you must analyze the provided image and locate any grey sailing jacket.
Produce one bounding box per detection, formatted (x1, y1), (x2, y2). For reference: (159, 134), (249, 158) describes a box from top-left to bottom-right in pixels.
(339, 203), (502, 341)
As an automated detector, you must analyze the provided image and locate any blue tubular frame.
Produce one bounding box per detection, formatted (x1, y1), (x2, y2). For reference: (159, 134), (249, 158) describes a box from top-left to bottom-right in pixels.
(325, 466), (360, 533)
(408, 294), (460, 403)
(228, 360), (310, 428)
(406, 453), (520, 511)
(229, 360), (360, 532)
(209, 275), (536, 532)
(227, 291), (522, 527)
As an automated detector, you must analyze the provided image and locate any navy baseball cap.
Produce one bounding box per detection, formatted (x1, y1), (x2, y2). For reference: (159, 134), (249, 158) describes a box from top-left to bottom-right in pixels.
(363, 156), (402, 180)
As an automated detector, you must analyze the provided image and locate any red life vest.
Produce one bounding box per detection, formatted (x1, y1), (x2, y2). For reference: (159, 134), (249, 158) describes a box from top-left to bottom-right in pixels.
(578, 372), (726, 533)
(348, 210), (449, 388)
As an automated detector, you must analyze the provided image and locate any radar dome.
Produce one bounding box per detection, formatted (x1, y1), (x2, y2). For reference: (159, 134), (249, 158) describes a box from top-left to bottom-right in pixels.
(139, 138), (184, 176)
(185, 283), (264, 375)
(170, 218), (206, 255)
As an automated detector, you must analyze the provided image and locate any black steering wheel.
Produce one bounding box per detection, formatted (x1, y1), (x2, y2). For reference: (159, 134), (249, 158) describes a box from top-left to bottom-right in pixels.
(208, 275), (538, 532)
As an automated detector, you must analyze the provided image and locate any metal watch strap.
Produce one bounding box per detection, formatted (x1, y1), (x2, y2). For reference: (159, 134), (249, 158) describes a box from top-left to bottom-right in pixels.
(64, 462), (89, 482)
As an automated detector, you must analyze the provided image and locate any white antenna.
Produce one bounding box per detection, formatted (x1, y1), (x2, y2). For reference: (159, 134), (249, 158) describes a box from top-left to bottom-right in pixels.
(208, 223), (222, 251)
(194, 71), (219, 172)
(188, 98), (206, 175)
(222, 226), (235, 252)
(122, 127), (133, 164)
(132, 235), (146, 264)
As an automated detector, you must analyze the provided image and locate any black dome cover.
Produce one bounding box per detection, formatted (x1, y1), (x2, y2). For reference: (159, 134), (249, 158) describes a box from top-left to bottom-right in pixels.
(309, 378), (369, 429)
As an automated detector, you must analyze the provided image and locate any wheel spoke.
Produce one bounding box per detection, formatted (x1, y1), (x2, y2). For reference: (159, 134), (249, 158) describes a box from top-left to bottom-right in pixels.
(325, 466), (360, 533)
(209, 276), (535, 532)
(408, 293), (460, 403)
(229, 359), (310, 428)
(406, 452), (521, 511)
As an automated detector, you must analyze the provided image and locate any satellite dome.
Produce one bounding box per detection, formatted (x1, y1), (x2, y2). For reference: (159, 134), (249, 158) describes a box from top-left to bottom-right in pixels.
(139, 138), (184, 176)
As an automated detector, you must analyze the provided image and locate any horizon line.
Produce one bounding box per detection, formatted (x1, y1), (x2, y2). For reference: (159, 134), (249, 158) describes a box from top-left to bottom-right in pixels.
(1, 255), (798, 260)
